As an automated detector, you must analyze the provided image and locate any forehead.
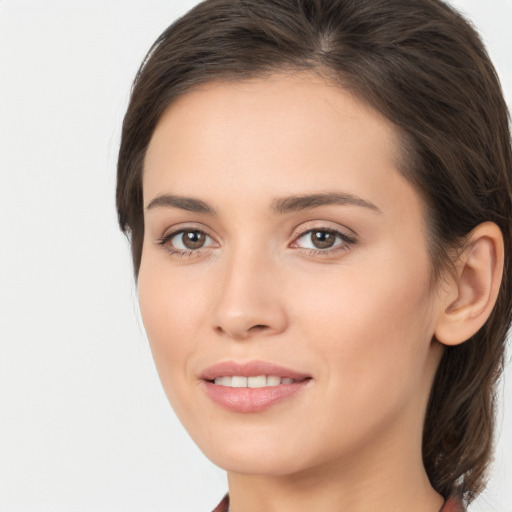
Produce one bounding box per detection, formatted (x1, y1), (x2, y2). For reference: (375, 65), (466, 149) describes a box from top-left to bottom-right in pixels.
(142, 73), (420, 222)
(146, 73), (400, 159)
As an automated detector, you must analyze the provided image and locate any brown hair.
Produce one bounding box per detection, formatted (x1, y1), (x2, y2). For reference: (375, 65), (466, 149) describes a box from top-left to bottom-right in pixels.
(116, 0), (512, 503)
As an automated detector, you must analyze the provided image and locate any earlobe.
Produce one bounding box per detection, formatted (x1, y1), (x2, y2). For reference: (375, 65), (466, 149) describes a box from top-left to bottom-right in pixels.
(434, 222), (504, 347)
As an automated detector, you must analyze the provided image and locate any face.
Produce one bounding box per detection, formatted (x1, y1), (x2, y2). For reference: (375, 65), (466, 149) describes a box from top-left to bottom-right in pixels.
(139, 74), (445, 478)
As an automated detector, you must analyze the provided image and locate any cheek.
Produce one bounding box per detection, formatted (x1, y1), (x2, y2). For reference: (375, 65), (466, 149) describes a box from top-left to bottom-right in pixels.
(291, 248), (436, 398)
(295, 248), (432, 332)
(277, 257), (437, 460)
(137, 261), (208, 397)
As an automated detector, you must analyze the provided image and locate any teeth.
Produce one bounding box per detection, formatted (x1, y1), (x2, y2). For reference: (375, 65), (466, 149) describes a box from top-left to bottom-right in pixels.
(214, 376), (233, 386)
(213, 375), (296, 388)
(231, 376), (247, 388)
(266, 375), (281, 387)
(248, 375), (267, 388)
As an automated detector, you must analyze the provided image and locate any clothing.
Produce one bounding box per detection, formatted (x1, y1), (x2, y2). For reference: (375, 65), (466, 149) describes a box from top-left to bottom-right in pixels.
(211, 494), (466, 512)
(442, 497), (466, 512)
(211, 494), (229, 512)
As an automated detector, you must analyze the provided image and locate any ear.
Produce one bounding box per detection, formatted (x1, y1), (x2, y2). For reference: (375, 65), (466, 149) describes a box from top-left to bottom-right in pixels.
(434, 222), (504, 346)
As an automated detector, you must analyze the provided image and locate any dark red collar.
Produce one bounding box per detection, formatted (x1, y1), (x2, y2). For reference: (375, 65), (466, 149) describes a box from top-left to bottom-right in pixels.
(441, 497), (466, 512)
(211, 494), (229, 512)
(212, 494), (466, 512)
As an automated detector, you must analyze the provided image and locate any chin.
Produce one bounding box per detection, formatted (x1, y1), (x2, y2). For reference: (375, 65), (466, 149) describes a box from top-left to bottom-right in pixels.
(195, 431), (313, 476)
(209, 452), (305, 477)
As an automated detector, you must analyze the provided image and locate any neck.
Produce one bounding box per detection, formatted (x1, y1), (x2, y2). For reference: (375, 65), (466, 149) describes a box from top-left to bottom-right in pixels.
(227, 415), (443, 512)
(228, 460), (442, 512)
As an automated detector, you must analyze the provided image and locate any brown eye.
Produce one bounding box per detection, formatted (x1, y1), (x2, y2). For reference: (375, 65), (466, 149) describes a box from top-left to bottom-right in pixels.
(292, 227), (355, 253)
(181, 230), (206, 249)
(162, 229), (214, 252)
(310, 230), (336, 249)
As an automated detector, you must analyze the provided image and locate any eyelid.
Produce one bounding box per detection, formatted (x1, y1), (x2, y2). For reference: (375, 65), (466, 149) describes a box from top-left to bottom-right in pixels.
(155, 222), (219, 257)
(291, 220), (357, 240)
(158, 221), (215, 240)
(289, 221), (357, 254)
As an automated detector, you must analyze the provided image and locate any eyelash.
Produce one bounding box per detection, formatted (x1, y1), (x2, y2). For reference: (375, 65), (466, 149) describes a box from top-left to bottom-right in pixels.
(156, 225), (357, 259)
(291, 226), (357, 257)
(156, 228), (216, 259)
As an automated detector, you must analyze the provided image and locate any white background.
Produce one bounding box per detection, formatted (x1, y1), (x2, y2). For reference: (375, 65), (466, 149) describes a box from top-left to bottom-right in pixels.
(0, 1), (510, 511)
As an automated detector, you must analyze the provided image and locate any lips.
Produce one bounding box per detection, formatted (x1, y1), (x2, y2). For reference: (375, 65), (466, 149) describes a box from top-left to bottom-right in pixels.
(200, 360), (310, 381)
(200, 361), (312, 413)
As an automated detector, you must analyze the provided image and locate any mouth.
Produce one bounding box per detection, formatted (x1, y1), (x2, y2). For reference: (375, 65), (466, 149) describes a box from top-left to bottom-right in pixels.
(211, 375), (298, 387)
(200, 361), (312, 413)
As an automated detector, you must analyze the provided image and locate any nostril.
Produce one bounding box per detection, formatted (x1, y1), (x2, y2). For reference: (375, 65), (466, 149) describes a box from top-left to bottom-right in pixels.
(214, 323), (270, 338)
(249, 324), (269, 332)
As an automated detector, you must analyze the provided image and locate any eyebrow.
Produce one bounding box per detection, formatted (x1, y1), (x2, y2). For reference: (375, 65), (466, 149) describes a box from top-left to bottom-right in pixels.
(269, 192), (381, 215)
(146, 194), (216, 214)
(145, 192), (381, 215)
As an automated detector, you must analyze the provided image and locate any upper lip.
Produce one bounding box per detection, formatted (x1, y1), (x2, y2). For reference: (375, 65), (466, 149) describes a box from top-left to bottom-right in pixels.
(200, 360), (311, 381)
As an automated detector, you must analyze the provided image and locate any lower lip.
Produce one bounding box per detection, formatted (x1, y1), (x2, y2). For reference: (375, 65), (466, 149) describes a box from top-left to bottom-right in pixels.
(202, 380), (311, 413)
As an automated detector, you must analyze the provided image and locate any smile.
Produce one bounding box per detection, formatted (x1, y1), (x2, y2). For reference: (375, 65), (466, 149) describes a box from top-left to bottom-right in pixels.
(200, 361), (312, 413)
(213, 376), (296, 387)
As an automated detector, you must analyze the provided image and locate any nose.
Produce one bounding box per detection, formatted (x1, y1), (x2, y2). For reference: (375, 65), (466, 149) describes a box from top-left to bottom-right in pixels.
(212, 247), (288, 340)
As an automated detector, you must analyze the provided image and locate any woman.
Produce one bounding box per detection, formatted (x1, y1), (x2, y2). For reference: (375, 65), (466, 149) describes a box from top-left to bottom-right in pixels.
(116, 0), (512, 510)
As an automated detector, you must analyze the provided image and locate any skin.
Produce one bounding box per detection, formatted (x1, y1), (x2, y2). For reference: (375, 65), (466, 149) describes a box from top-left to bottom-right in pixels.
(139, 73), (453, 512)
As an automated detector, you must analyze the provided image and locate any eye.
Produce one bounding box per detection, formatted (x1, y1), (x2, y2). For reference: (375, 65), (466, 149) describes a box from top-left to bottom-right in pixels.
(300, 230), (338, 249)
(292, 228), (356, 252)
(158, 228), (215, 254)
